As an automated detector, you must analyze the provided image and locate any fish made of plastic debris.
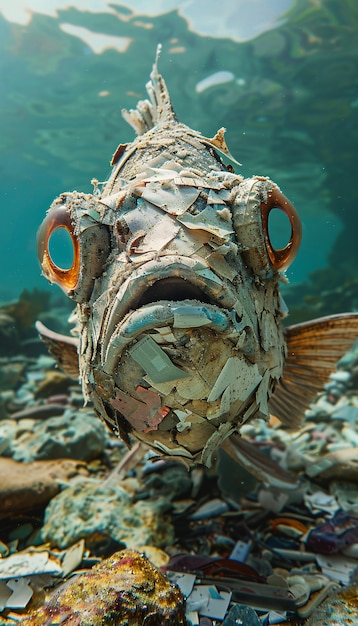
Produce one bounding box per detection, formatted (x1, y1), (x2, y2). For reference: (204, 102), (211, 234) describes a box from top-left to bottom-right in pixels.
(36, 46), (358, 485)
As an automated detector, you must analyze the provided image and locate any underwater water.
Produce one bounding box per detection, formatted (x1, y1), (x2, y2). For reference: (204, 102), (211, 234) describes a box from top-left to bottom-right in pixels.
(0, 0), (357, 319)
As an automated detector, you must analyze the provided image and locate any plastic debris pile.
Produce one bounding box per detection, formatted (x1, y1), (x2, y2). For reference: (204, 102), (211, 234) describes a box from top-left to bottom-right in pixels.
(1, 339), (358, 623)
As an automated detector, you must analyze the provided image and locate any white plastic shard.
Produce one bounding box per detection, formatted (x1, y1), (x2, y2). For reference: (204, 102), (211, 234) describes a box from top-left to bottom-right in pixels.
(133, 215), (180, 254)
(139, 183), (200, 215)
(152, 439), (194, 458)
(207, 189), (226, 205)
(60, 540), (85, 577)
(172, 305), (212, 328)
(173, 408), (192, 422)
(187, 584), (231, 620)
(129, 335), (189, 383)
(315, 555), (358, 585)
(260, 309), (279, 352)
(219, 384), (241, 416)
(0, 551), (63, 579)
(176, 374), (211, 400)
(123, 201), (166, 233)
(91, 289), (113, 339)
(143, 164), (182, 183)
(98, 191), (126, 210)
(178, 209), (234, 245)
(255, 369), (271, 417)
(201, 422), (236, 467)
(207, 356), (262, 404)
(166, 571), (196, 598)
(81, 207), (101, 224)
(170, 226), (211, 256)
(143, 376), (175, 395)
(142, 164), (207, 187)
(206, 251), (238, 281)
(194, 266), (225, 285)
(129, 153), (176, 183)
(4, 578), (33, 609)
(151, 326), (177, 344)
(258, 487), (289, 514)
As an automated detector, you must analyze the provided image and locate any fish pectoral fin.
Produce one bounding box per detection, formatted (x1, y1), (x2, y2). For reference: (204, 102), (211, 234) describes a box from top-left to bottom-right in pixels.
(269, 312), (358, 428)
(35, 320), (80, 379)
(222, 434), (298, 489)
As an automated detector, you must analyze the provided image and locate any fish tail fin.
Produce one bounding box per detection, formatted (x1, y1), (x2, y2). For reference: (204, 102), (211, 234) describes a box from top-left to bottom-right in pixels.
(269, 312), (358, 427)
(122, 44), (176, 135)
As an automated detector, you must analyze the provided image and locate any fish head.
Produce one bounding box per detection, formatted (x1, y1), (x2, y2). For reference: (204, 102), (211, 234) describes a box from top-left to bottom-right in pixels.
(37, 52), (301, 466)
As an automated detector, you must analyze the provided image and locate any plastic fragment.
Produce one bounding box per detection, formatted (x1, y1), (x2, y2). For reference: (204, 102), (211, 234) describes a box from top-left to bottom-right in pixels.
(258, 488), (289, 513)
(172, 305), (211, 328)
(189, 499), (229, 520)
(229, 540), (252, 563)
(186, 585), (231, 620)
(111, 387), (168, 432)
(166, 572), (196, 598)
(304, 491), (339, 515)
(140, 183), (200, 215)
(207, 356), (261, 405)
(129, 335), (189, 383)
(330, 481), (358, 515)
(315, 554), (358, 584)
(307, 510), (358, 555)
(60, 540), (85, 577)
(5, 578), (33, 609)
(0, 551), (63, 579)
(178, 206), (234, 244)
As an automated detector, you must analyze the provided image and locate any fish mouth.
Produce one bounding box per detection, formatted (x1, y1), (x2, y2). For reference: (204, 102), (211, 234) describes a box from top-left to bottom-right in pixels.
(100, 255), (241, 372)
(135, 277), (213, 308)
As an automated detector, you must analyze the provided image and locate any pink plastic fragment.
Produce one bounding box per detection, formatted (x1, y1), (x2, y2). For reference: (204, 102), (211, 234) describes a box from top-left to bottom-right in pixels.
(111, 386), (169, 432)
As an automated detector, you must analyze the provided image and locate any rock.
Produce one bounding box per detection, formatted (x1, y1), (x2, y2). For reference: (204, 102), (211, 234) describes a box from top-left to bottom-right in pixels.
(24, 549), (186, 625)
(4, 409), (108, 463)
(40, 480), (174, 552)
(144, 464), (193, 500)
(0, 420), (17, 455)
(306, 585), (358, 625)
(0, 313), (20, 355)
(0, 389), (14, 419)
(34, 369), (73, 398)
(0, 457), (87, 518)
(0, 359), (26, 391)
(222, 604), (261, 625)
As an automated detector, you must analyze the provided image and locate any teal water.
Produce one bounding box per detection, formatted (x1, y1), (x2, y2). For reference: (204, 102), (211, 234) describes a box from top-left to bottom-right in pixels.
(0, 0), (357, 318)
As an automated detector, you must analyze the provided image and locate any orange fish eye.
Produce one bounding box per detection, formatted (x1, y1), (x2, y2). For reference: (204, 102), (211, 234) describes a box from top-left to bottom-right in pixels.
(37, 205), (80, 292)
(261, 188), (302, 270)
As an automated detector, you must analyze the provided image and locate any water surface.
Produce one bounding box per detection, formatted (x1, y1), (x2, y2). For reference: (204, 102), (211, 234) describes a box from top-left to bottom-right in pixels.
(0, 0), (357, 317)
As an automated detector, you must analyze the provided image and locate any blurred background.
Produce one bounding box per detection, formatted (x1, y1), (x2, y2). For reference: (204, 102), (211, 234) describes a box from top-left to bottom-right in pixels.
(0, 0), (357, 323)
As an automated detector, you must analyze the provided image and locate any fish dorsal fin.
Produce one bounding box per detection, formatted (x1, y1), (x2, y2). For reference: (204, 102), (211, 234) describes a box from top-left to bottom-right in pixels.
(201, 127), (242, 166)
(35, 320), (80, 380)
(122, 44), (176, 135)
(269, 312), (358, 427)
